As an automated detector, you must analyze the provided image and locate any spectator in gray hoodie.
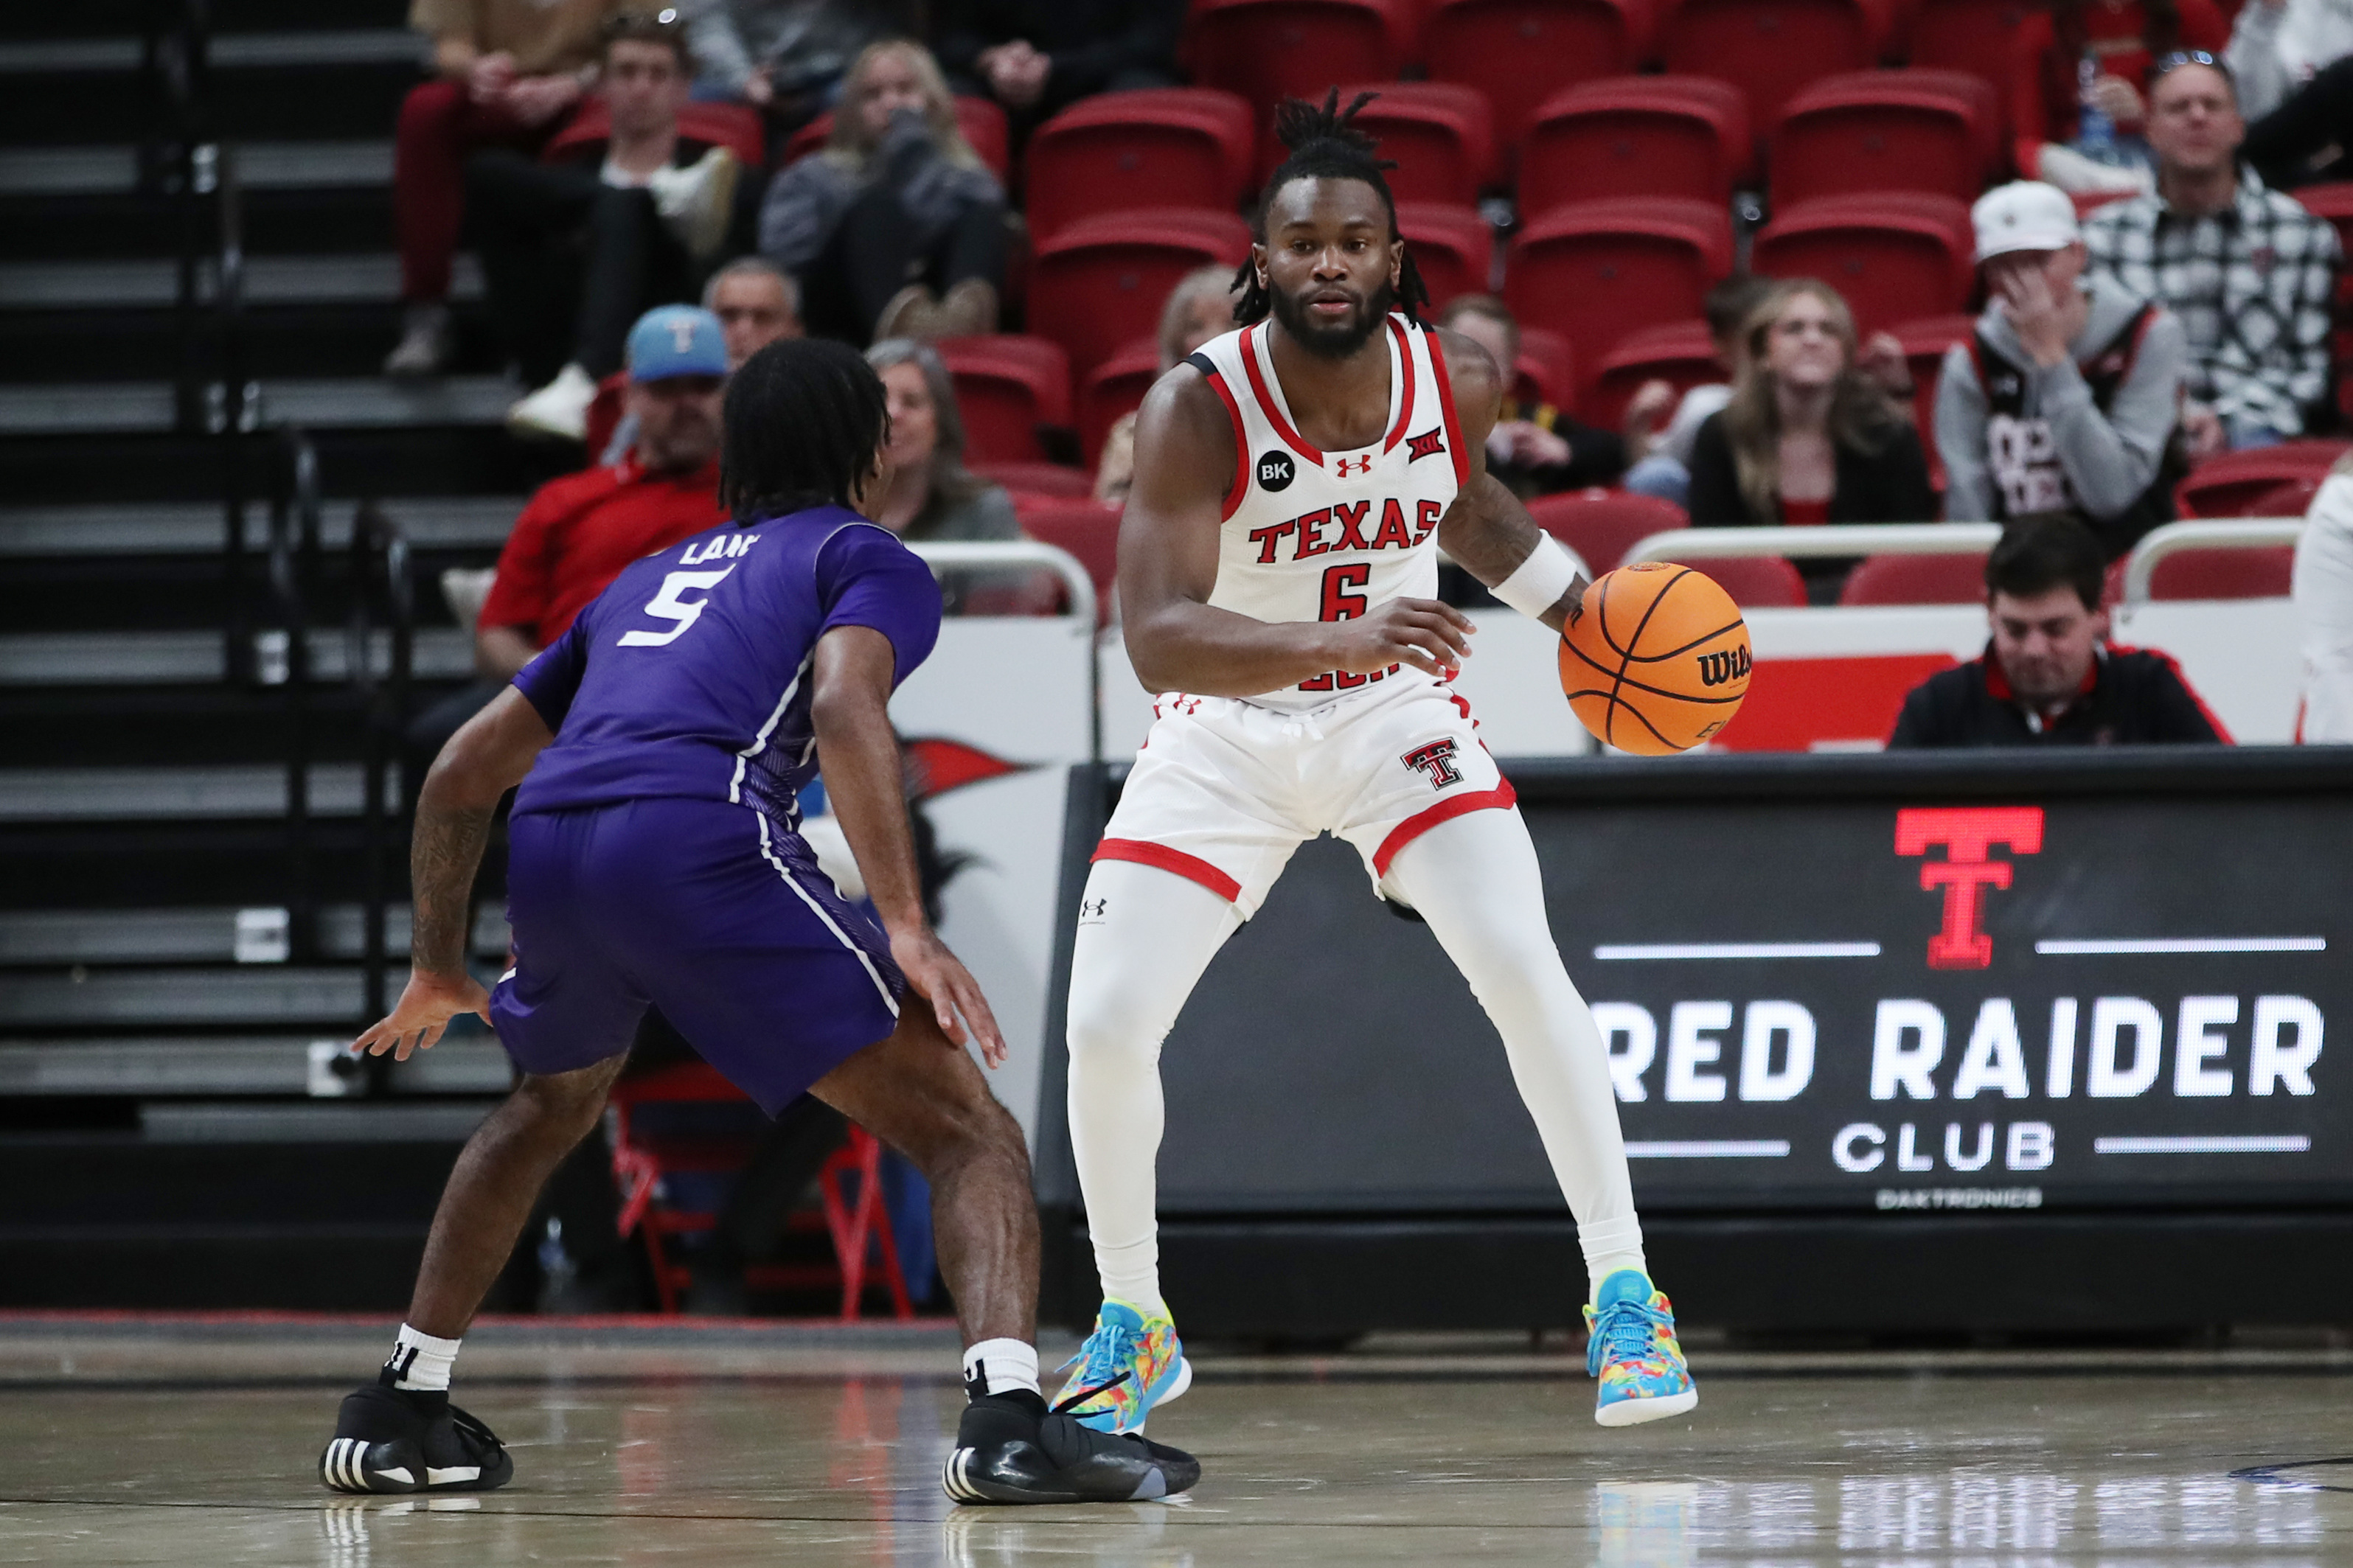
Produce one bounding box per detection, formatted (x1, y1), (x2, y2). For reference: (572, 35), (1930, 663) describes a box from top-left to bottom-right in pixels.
(756, 38), (1005, 344)
(1937, 181), (2190, 559)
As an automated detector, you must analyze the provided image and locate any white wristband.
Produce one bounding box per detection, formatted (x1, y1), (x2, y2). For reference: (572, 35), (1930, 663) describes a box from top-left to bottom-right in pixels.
(1492, 533), (1585, 621)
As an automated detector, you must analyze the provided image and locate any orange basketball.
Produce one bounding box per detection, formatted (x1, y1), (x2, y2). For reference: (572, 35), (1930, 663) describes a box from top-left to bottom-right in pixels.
(1558, 563), (1751, 755)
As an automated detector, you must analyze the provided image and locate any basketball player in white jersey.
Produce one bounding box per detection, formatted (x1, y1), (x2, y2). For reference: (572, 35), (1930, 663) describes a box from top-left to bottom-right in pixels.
(1054, 94), (1697, 1435)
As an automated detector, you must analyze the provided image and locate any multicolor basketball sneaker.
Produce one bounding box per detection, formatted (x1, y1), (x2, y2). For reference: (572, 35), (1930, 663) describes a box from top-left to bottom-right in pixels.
(1054, 1300), (1192, 1434)
(1584, 1269), (1698, 1427)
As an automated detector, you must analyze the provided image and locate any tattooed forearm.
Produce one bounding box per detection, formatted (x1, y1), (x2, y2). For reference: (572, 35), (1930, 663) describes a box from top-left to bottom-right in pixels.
(1438, 473), (1590, 631)
(409, 798), (495, 978)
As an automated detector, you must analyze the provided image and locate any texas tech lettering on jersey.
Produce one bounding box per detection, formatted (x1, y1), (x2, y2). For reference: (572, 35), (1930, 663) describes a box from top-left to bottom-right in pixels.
(1970, 303), (2168, 530)
(1185, 314), (1469, 711)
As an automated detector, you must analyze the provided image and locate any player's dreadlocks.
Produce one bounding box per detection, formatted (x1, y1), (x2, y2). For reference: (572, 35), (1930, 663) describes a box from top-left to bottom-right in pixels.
(1234, 89), (1431, 328)
(720, 337), (891, 520)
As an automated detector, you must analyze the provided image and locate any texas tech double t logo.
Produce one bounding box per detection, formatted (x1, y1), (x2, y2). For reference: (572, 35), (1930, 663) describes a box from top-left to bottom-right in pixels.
(1403, 739), (1465, 790)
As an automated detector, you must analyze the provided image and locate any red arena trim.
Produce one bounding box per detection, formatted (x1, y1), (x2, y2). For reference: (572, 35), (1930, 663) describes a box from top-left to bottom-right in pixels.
(1242, 324), (1323, 462)
(1203, 369), (1252, 521)
(1093, 837), (1242, 903)
(1383, 316), (1417, 452)
(1372, 781), (1518, 878)
(1427, 325), (1471, 486)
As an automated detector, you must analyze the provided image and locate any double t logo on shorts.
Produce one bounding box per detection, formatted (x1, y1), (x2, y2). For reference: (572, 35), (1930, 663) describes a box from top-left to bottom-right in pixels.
(1402, 739), (1464, 789)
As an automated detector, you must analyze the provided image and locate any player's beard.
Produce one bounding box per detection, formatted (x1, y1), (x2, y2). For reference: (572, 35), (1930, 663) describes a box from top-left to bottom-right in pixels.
(1269, 276), (1395, 360)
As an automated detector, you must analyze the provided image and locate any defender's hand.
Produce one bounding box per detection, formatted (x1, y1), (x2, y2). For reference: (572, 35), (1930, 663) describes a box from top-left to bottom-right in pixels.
(890, 927), (1007, 1068)
(355, 969), (493, 1062)
(1327, 596), (1476, 678)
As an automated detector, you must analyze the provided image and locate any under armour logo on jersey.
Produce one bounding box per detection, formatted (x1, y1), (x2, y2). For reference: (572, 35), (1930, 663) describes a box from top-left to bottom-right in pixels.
(1331, 453), (1375, 479)
(1402, 738), (1464, 790)
(1406, 428), (1446, 463)
(1078, 896), (1109, 922)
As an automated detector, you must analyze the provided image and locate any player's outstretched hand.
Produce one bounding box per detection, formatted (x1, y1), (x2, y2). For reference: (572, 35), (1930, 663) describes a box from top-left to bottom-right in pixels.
(354, 969), (493, 1062)
(1330, 596), (1476, 679)
(891, 927), (1008, 1068)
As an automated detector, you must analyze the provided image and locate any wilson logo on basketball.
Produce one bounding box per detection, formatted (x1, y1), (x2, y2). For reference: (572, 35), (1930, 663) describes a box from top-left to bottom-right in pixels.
(1696, 647), (1751, 688)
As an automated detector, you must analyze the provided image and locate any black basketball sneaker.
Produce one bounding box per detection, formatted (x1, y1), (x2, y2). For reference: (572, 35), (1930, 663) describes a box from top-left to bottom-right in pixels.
(941, 1384), (1200, 1505)
(318, 1372), (515, 1494)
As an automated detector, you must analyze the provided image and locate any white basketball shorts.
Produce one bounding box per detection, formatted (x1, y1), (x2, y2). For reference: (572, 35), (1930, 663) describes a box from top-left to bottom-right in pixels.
(1095, 676), (1515, 917)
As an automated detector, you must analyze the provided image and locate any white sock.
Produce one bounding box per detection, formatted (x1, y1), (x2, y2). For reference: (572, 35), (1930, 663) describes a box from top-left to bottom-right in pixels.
(962, 1338), (1040, 1398)
(385, 1323), (461, 1393)
(1579, 1217), (1650, 1302)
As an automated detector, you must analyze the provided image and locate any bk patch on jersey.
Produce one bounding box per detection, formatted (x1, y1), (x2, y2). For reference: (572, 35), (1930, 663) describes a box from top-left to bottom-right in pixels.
(1256, 451), (1296, 492)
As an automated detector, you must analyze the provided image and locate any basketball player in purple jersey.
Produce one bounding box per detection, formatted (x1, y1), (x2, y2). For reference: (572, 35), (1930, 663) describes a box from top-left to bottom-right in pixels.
(316, 338), (1197, 1507)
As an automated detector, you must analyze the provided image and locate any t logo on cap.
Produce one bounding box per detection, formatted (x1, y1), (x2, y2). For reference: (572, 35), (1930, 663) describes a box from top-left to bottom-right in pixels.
(628, 304), (731, 383)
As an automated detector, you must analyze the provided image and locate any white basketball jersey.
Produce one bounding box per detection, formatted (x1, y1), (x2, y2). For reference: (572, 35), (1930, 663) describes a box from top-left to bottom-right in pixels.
(1186, 313), (1468, 713)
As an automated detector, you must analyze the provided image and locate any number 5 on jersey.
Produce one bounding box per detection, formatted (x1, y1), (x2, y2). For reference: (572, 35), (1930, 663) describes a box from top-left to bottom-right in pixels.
(619, 566), (736, 647)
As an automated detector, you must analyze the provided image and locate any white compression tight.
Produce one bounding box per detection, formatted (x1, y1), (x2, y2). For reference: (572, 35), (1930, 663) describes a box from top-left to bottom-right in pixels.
(1064, 806), (1644, 1314)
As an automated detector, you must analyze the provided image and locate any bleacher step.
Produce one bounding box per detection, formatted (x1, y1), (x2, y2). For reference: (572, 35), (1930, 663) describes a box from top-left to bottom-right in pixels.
(0, 254), (481, 310)
(0, 762), (397, 822)
(0, 627), (471, 684)
(0, 139), (392, 199)
(0, 966), (371, 1028)
(0, 905), (511, 966)
(0, 376), (518, 436)
(0, 496), (520, 556)
(0, 1036), (510, 1096)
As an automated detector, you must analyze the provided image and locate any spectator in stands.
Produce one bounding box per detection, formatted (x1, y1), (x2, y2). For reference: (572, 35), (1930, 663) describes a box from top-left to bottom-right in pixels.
(587, 255), (803, 463)
(386, 0), (627, 375)
(2084, 55), (2341, 453)
(2293, 456), (2353, 739)
(678, 0), (910, 128)
(1939, 181), (2189, 560)
(1095, 265), (1239, 503)
(1433, 296), (1629, 498)
(476, 12), (759, 442)
(759, 41), (1007, 343)
(1686, 280), (1936, 531)
(1889, 514), (2228, 745)
(935, 0), (1184, 124)
(2013, 0), (2229, 194)
(408, 307), (729, 778)
(865, 338), (1028, 612)
(2228, 0), (2353, 125)
(1622, 276), (1774, 507)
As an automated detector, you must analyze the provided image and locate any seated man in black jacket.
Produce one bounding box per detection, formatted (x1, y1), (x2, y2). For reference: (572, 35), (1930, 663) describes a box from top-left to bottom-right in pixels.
(1888, 513), (2229, 747)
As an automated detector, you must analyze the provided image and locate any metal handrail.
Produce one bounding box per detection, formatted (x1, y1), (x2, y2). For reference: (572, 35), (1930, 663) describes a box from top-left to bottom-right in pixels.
(906, 540), (1102, 762)
(1627, 523), (2006, 565)
(349, 502), (414, 1025)
(263, 429), (323, 964)
(2119, 518), (2304, 605)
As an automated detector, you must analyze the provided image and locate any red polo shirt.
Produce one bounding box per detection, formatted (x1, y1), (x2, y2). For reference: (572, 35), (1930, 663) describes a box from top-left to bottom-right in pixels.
(479, 456), (725, 645)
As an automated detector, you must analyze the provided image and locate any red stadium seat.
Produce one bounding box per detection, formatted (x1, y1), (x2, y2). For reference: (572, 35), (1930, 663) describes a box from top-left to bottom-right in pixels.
(2288, 182), (2353, 308)
(935, 335), (1071, 464)
(1080, 339), (1166, 468)
(1506, 197), (1735, 386)
(1012, 494), (1125, 622)
(1903, 0), (2036, 132)
(1022, 88), (1254, 245)
(549, 101), (767, 167)
(1688, 553), (1809, 607)
(1887, 311), (1975, 469)
(1423, 0), (1655, 152)
(1751, 192), (1974, 335)
(1838, 551), (1988, 604)
(1184, 0), (1411, 122)
(1588, 318), (1720, 429)
(1771, 69), (1998, 206)
(1520, 76), (1752, 211)
(2147, 546), (2297, 600)
(2241, 475), (2325, 518)
(2174, 441), (2351, 517)
(976, 459), (1093, 497)
(782, 97), (1009, 180)
(1397, 202), (1494, 307)
(1027, 209), (1254, 379)
(1658, 0), (1895, 136)
(1514, 326), (1577, 411)
(1526, 489), (1689, 570)
(1330, 80), (1499, 199)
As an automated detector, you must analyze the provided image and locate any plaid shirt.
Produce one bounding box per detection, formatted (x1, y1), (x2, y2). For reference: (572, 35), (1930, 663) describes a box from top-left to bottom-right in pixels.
(2081, 167), (2339, 436)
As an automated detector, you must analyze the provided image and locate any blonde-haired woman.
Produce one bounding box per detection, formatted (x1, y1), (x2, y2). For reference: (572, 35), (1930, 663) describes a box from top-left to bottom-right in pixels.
(756, 39), (1006, 342)
(1094, 266), (1240, 502)
(1686, 279), (1935, 530)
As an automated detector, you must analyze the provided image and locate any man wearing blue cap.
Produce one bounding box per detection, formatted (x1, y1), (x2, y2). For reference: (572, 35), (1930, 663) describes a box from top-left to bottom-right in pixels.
(409, 306), (729, 795)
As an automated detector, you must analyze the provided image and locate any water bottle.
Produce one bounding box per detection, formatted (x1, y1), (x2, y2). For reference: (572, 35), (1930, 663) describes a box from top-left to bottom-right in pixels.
(2077, 52), (2124, 164)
